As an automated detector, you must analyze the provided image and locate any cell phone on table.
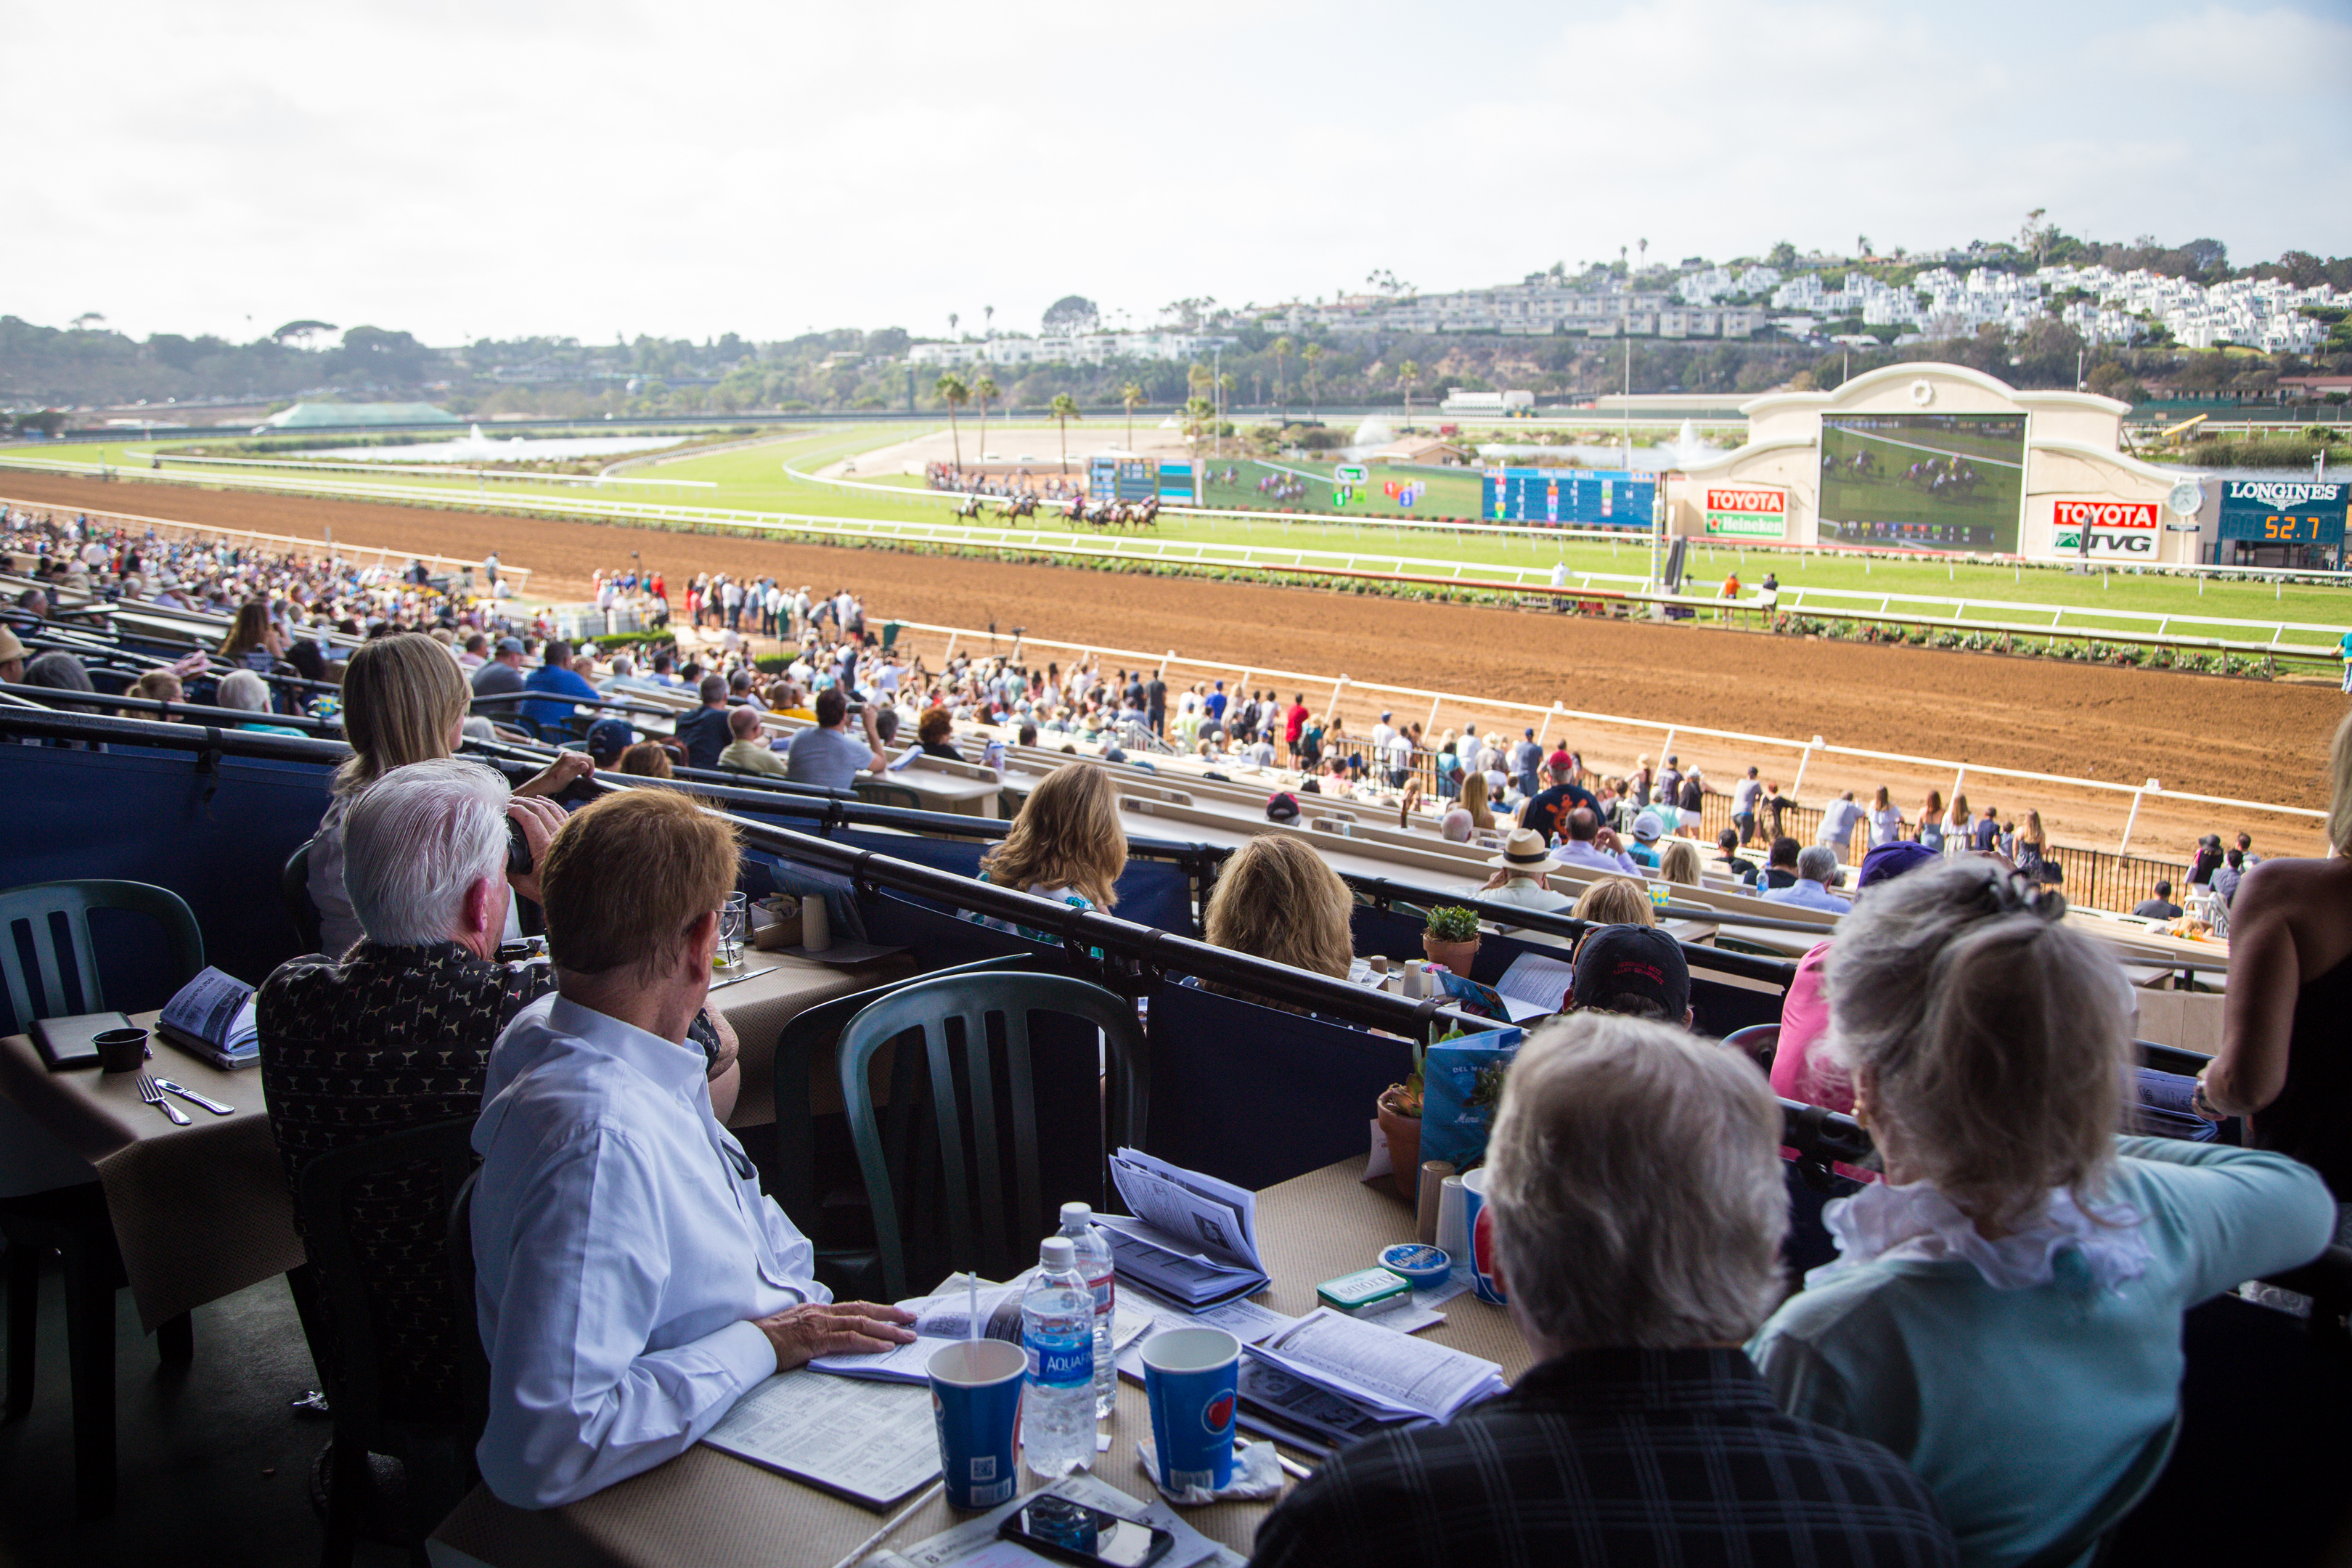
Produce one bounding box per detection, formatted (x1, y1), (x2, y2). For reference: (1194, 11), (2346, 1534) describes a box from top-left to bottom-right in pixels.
(997, 1496), (1175, 1568)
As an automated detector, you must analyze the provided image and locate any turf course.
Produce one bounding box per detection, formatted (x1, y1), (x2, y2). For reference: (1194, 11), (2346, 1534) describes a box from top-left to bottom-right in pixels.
(8, 426), (2348, 634)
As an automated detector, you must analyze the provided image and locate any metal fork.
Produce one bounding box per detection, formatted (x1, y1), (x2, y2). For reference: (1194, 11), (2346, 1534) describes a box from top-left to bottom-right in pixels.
(138, 1073), (190, 1126)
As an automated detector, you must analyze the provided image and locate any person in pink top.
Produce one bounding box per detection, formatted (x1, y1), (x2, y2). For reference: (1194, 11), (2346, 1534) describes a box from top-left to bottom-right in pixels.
(1771, 842), (1943, 1118)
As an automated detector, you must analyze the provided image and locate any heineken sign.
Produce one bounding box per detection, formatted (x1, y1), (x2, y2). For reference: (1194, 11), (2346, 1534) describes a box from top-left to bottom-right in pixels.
(1702, 486), (1787, 539)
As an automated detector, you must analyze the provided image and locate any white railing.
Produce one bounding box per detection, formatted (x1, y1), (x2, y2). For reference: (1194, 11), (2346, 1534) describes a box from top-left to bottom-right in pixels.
(155, 452), (717, 488)
(881, 617), (2328, 854)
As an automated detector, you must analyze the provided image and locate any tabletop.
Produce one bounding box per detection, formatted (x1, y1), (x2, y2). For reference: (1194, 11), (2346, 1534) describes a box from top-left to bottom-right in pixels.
(0, 951), (907, 1331)
(884, 767), (1003, 819)
(0, 1012), (301, 1332)
(709, 947), (918, 1128)
(427, 1156), (1530, 1568)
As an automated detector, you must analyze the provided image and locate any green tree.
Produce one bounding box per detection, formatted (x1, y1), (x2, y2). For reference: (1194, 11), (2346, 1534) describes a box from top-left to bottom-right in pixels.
(1050, 392), (1082, 473)
(1397, 358), (1421, 422)
(935, 372), (970, 470)
(1120, 380), (1145, 451)
(1302, 341), (1324, 420)
(971, 374), (1000, 461)
(1271, 335), (1293, 407)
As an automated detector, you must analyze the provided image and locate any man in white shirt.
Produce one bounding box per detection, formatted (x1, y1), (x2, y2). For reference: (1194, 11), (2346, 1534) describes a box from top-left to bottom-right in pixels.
(1369, 712), (1397, 754)
(1476, 828), (1573, 915)
(1554, 807), (1641, 875)
(470, 791), (914, 1508)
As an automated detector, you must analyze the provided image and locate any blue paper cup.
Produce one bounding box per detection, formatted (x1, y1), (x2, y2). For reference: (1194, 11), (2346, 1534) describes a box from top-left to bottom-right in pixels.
(1461, 1166), (1508, 1306)
(928, 1338), (1026, 1510)
(1142, 1326), (1241, 1493)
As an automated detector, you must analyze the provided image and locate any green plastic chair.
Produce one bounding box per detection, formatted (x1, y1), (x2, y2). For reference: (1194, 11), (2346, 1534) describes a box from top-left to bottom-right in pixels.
(837, 972), (1147, 1301)
(0, 878), (205, 1036)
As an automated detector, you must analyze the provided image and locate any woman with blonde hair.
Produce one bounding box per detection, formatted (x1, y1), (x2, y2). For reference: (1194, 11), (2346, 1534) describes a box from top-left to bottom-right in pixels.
(1918, 788), (1946, 852)
(1752, 859), (2332, 1564)
(1941, 791), (1971, 857)
(965, 761), (1127, 942)
(309, 634), (589, 953)
(1869, 785), (1905, 849)
(1459, 771), (1496, 836)
(1572, 877), (1656, 927)
(1657, 838), (1704, 887)
(2013, 809), (2051, 882)
(1201, 834), (1355, 981)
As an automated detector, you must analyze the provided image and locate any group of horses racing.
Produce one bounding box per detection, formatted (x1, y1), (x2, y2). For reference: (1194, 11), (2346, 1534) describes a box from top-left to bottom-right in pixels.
(1844, 448), (1988, 497)
(950, 491), (1163, 531)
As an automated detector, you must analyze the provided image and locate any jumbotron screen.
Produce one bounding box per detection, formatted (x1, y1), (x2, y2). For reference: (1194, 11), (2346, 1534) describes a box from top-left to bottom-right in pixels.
(1818, 415), (2025, 553)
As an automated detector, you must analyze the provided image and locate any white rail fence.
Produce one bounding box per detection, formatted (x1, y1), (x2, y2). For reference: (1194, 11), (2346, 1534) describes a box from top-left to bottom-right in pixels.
(880, 618), (2327, 856)
(0, 494), (535, 586)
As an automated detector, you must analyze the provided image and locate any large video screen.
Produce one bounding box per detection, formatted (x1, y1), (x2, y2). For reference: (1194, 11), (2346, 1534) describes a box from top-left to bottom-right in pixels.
(1818, 414), (2025, 553)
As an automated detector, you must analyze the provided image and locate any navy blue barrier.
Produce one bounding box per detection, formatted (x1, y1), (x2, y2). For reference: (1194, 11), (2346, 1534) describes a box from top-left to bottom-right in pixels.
(0, 738), (330, 1013)
(1349, 905), (1787, 1039)
(828, 831), (1199, 939)
(1143, 981), (1413, 1192)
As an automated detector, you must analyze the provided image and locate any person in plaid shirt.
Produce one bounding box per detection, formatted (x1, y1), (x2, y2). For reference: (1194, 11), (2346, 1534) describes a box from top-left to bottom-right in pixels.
(1251, 1016), (1956, 1568)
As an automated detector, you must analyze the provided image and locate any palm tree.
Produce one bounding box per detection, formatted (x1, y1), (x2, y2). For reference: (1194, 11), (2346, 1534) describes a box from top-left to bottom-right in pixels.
(1397, 359), (1421, 425)
(983, 305), (995, 338)
(1271, 335), (1293, 410)
(1302, 342), (1324, 421)
(971, 375), (1000, 463)
(1049, 393), (1081, 473)
(1120, 381), (1145, 451)
(948, 311), (959, 339)
(936, 372), (970, 471)
(1183, 396), (1214, 497)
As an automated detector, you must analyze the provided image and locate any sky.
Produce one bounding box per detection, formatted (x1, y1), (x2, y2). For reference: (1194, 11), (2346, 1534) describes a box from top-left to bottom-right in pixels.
(7, 0), (2349, 348)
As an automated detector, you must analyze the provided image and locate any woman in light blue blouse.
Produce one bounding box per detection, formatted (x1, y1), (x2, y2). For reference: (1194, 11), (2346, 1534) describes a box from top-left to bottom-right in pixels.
(1749, 861), (2333, 1568)
(961, 761), (1126, 944)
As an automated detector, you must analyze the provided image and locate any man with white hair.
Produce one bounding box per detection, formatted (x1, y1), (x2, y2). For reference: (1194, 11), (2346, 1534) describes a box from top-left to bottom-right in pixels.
(258, 761), (741, 1220)
(1763, 845), (1853, 912)
(1251, 1015), (1957, 1567)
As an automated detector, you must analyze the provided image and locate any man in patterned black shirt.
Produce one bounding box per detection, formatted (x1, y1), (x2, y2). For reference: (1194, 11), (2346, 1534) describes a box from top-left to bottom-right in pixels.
(1249, 1016), (1956, 1568)
(258, 759), (738, 1413)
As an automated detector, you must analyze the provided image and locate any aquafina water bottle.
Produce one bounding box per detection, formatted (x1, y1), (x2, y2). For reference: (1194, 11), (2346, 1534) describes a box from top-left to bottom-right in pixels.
(1058, 1201), (1117, 1417)
(1021, 1237), (1096, 1477)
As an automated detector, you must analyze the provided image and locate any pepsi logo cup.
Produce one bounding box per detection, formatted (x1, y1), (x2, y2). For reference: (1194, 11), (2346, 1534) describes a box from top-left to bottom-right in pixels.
(1460, 1166), (1508, 1306)
(928, 1338), (1026, 1510)
(1141, 1326), (1241, 1493)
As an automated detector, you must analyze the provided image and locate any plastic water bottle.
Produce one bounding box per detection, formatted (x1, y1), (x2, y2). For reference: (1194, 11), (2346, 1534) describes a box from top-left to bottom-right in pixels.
(1058, 1202), (1117, 1418)
(1021, 1236), (1096, 1477)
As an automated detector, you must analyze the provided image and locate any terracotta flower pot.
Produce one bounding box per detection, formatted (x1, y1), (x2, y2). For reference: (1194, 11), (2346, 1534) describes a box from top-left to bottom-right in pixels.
(1375, 1090), (1422, 1203)
(1423, 934), (1480, 976)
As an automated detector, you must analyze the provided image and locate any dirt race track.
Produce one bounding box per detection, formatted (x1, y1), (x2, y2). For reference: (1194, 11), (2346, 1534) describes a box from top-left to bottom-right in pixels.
(8, 473), (2343, 859)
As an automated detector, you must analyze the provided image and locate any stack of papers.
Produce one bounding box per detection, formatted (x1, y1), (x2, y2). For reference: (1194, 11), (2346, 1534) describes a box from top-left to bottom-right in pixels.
(158, 968), (260, 1070)
(1100, 1150), (1268, 1307)
(1247, 1307), (1506, 1424)
(1493, 952), (1577, 1022)
(701, 1367), (940, 1509)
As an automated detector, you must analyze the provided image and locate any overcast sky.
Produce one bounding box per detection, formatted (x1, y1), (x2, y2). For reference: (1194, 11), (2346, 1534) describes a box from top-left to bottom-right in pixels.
(8, 0), (2348, 347)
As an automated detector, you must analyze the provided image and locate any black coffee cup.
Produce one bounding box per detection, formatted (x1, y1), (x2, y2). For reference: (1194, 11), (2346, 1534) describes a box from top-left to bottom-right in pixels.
(94, 1027), (149, 1074)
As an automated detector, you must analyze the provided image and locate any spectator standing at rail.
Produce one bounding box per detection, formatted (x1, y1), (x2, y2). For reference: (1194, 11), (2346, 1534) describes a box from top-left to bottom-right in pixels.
(1146, 672), (1167, 739)
(1512, 728), (1544, 801)
(1733, 767), (1763, 846)
(1817, 790), (1866, 867)
(1867, 786), (1905, 849)
(1971, 803), (2003, 854)
(1519, 756), (1598, 843)
(1917, 788), (1947, 853)
(1284, 693), (1308, 763)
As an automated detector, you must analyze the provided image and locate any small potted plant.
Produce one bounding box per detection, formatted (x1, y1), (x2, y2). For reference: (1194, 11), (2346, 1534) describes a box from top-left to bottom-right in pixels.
(1422, 905), (1482, 976)
(1376, 1066), (1423, 1202)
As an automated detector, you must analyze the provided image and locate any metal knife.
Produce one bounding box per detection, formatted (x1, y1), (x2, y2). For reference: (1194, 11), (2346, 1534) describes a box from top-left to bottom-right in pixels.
(152, 1078), (235, 1116)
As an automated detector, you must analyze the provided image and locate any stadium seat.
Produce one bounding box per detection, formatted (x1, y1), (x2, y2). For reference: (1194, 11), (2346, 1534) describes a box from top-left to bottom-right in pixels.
(835, 972), (1145, 1301)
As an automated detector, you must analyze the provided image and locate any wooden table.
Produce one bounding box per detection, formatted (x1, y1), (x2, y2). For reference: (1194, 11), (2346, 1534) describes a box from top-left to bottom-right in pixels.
(427, 1158), (1531, 1567)
(0, 1013), (300, 1331)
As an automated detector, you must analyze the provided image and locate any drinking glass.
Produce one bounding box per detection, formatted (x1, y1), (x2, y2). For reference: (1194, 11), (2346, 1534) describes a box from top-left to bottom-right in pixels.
(719, 891), (748, 968)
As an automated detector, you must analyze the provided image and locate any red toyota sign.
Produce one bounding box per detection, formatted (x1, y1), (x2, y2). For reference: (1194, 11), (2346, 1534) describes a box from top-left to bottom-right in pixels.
(2051, 499), (2159, 560)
